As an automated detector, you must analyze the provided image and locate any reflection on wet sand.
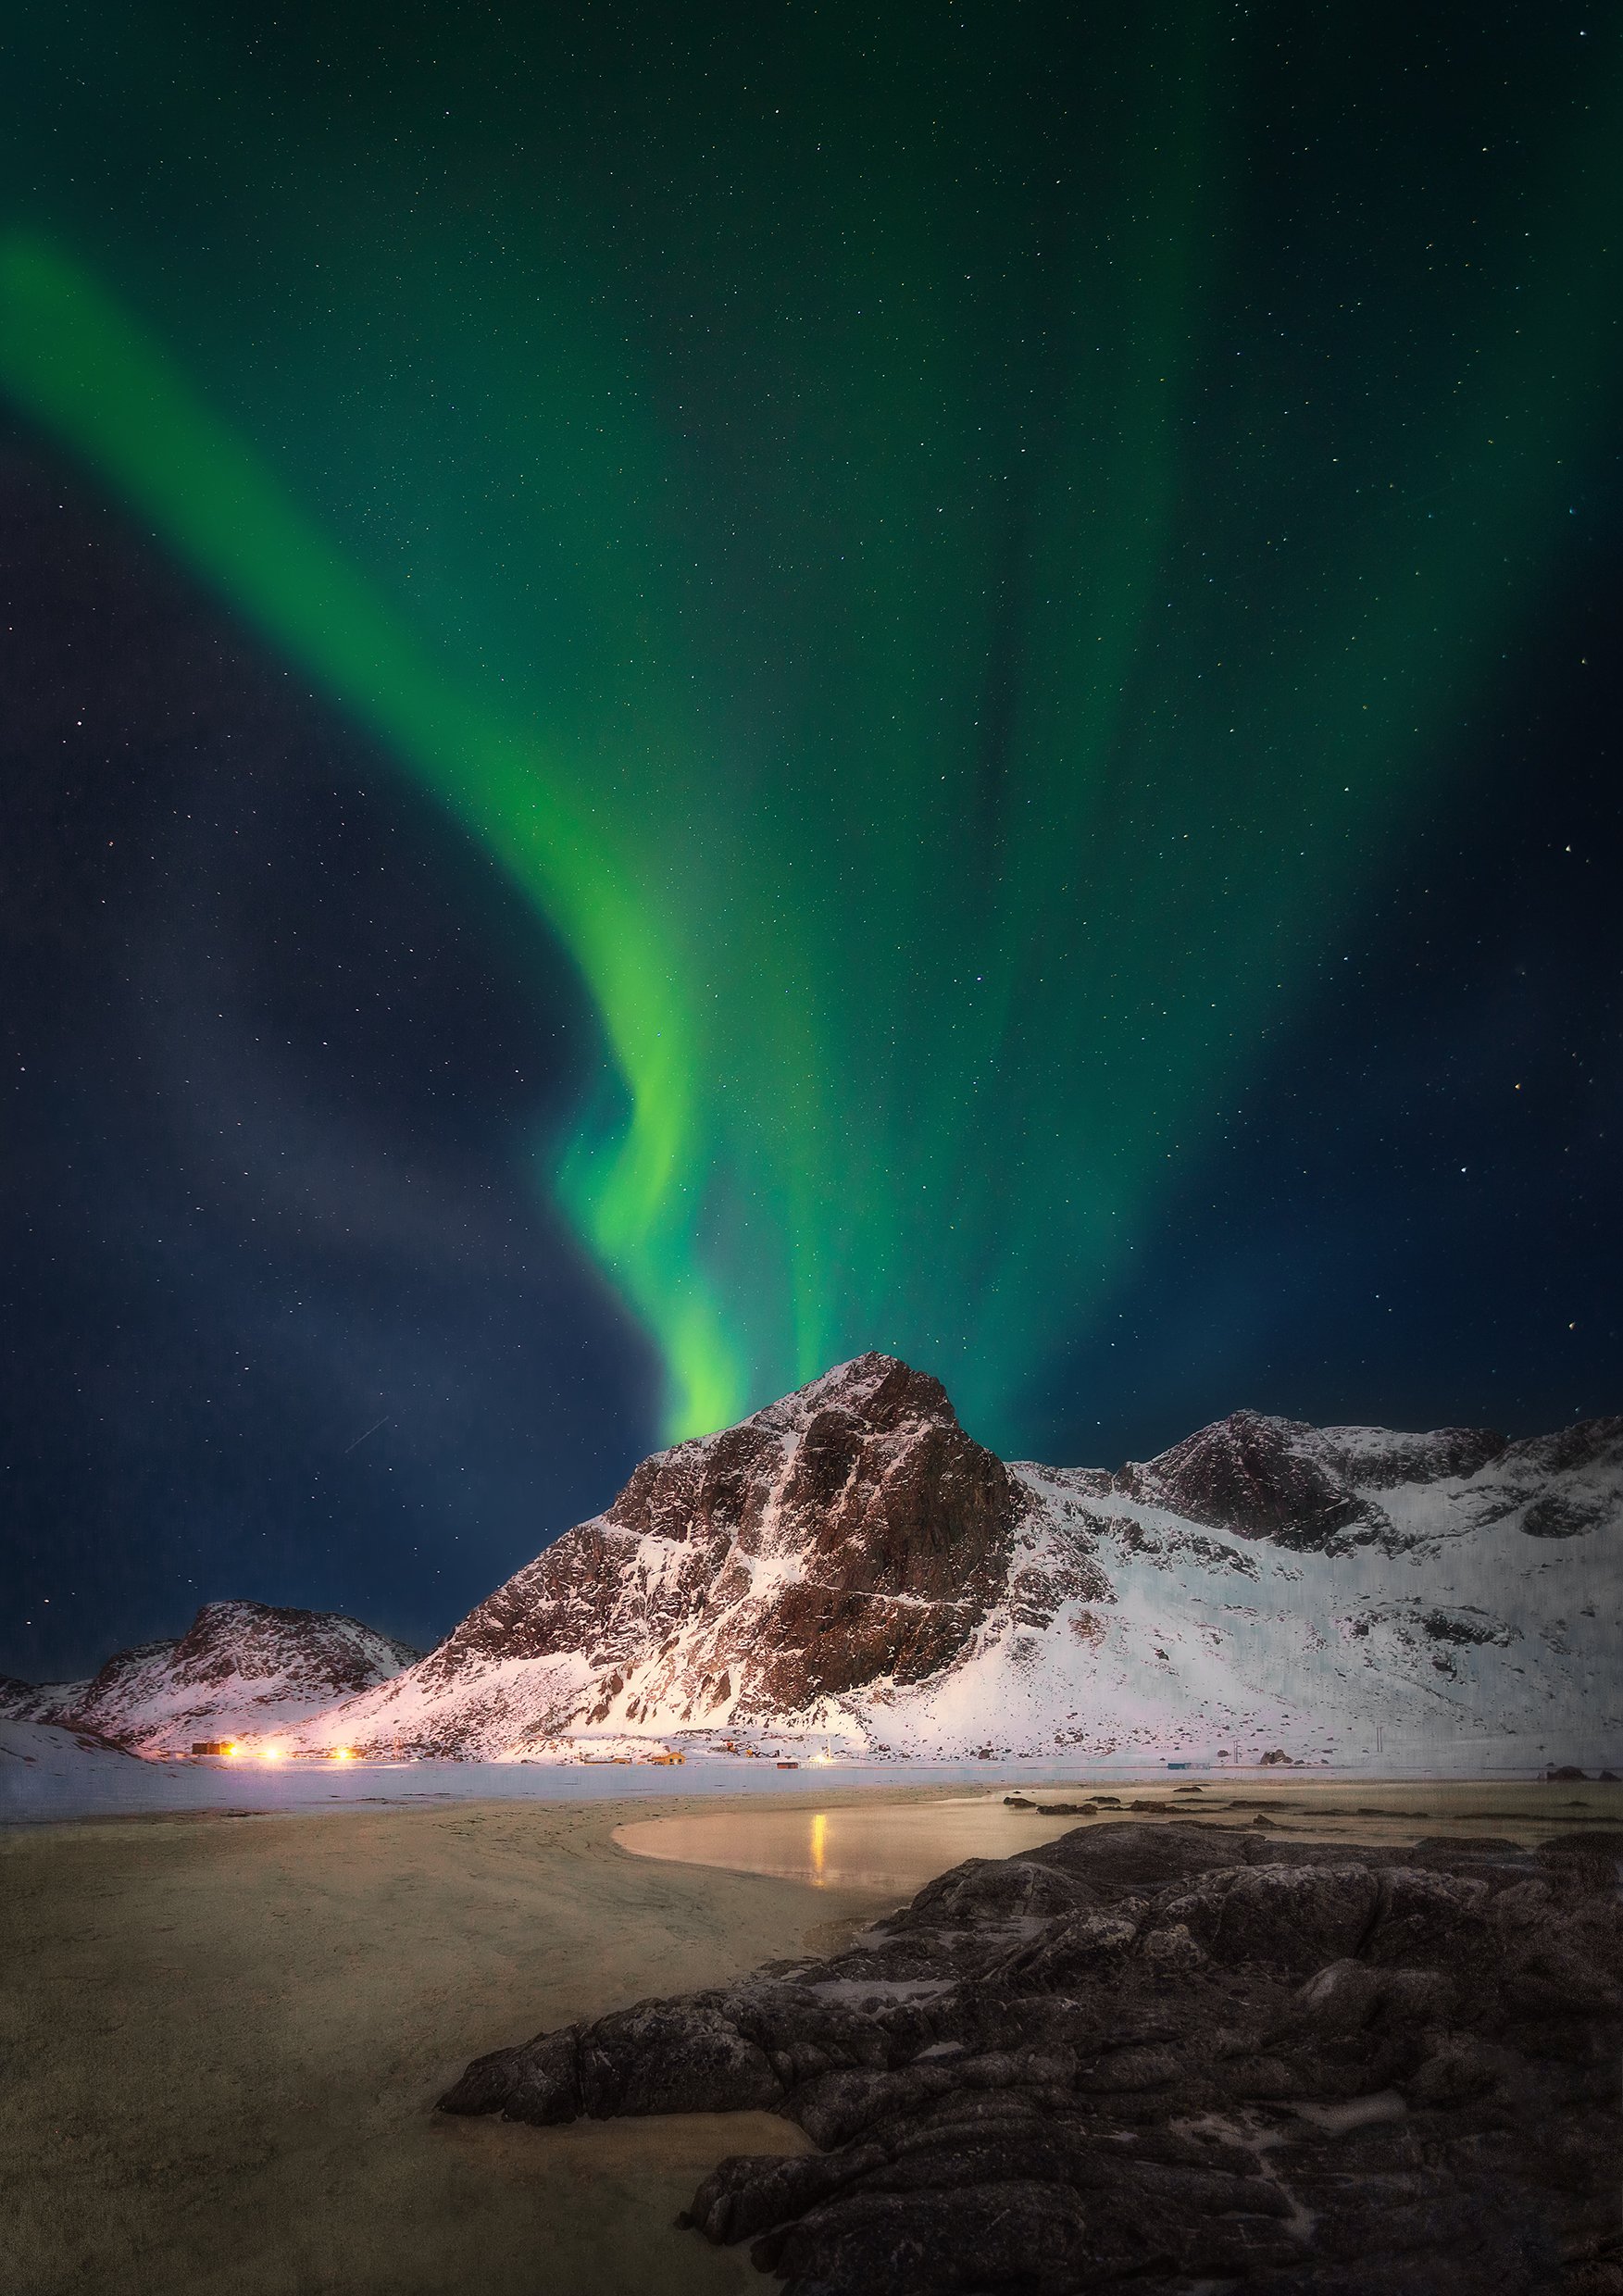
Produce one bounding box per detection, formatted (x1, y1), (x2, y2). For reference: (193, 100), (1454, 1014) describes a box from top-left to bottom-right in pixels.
(614, 1778), (1623, 1894)
(615, 1797), (1107, 1893)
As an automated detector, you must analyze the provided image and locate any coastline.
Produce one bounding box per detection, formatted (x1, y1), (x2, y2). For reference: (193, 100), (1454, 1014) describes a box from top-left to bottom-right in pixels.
(8, 1721), (1617, 1831)
(5, 1777), (1618, 2293)
(611, 1772), (1623, 1896)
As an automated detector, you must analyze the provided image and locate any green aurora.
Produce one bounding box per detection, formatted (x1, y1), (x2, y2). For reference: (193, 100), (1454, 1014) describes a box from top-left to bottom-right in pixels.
(3, 6), (1618, 1444)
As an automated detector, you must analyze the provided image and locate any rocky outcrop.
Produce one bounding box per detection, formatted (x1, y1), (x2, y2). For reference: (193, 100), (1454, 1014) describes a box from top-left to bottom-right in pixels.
(1117, 1411), (1382, 1547)
(443, 1820), (1623, 2295)
(297, 1354), (1030, 1753)
(1117, 1410), (1623, 1560)
(1112, 1411), (1525, 1553)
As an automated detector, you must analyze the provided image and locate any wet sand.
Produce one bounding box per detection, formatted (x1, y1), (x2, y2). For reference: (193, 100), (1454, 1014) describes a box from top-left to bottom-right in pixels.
(0, 1795), (896, 2296)
(5, 1777), (1617, 2294)
(617, 1775), (1623, 1891)
(616, 1792), (1096, 1892)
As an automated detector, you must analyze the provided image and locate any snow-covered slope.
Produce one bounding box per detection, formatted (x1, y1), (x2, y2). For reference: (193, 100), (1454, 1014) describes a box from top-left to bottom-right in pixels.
(0, 1716), (146, 1794)
(281, 1359), (1621, 1766)
(0, 1712), (205, 1822)
(6, 1602), (421, 1754)
(0, 1674), (91, 1723)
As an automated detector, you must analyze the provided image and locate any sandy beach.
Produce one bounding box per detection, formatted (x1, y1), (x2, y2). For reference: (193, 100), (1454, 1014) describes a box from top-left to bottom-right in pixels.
(0, 1794), (896, 2296)
(5, 1777), (1617, 2295)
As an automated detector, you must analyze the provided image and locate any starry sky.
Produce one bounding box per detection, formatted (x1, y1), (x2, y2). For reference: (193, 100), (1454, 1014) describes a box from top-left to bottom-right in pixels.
(3, 3), (1619, 1680)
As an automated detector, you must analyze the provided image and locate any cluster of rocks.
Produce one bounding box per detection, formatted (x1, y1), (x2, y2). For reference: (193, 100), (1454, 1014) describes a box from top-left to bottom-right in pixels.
(442, 1820), (1622, 2294)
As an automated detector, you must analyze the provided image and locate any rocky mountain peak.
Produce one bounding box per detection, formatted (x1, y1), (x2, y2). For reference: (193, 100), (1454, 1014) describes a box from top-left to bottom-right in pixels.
(407, 1354), (1024, 1729)
(155, 1600), (420, 1689)
(1117, 1409), (1530, 1552)
(600, 1353), (968, 1552)
(1319, 1423), (1509, 1489)
(1118, 1410), (1366, 1546)
(750, 1352), (963, 1438)
(1507, 1413), (1623, 1478)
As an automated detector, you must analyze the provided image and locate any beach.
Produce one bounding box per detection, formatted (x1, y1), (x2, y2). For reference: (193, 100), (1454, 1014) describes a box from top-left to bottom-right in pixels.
(0, 1794), (893, 2296)
(4, 1776), (1617, 2295)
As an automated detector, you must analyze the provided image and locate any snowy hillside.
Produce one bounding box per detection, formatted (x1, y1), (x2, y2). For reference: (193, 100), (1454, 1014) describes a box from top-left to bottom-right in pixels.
(0, 1716), (146, 1808)
(277, 1359), (1621, 1767)
(3, 1602), (420, 1754)
(0, 1674), (91, 1723)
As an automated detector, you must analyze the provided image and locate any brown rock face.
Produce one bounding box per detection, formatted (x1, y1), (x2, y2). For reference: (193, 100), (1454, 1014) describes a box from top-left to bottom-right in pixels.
(419, 1354), (1026, 1721)
(1118, 1412), (1375, 1549)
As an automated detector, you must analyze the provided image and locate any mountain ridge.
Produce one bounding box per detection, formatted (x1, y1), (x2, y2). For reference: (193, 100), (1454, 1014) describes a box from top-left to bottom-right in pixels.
(282, 1357), (1619, 1765)
(9, 1360), (1616, 1765)
(0, 1600), (420, 1753)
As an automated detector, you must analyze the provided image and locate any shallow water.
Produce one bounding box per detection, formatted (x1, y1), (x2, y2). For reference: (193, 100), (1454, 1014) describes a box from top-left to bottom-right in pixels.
(613, 1797), (1089, 1893)
(614, 1779), (1623, 1891)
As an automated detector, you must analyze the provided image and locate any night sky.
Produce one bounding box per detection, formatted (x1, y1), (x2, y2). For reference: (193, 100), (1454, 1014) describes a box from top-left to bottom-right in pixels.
(3, 4), (1619, 1681)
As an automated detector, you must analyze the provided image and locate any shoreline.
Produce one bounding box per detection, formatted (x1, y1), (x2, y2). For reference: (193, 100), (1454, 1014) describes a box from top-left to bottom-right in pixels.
(7, 1716), (1618, 1831)
(6, 1780), (1618, 2292)
(609, 1774), (1623, 1896)
(1, 1790), (897, 2296)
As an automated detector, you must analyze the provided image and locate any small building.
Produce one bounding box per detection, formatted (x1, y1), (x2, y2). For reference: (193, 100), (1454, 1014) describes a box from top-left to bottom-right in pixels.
(191, 1741), (233, 1756)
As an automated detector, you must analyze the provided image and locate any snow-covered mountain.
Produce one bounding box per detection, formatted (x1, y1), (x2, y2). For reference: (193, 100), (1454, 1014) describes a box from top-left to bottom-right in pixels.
(0, 1673), (91, 1723)
(0, 1601), (421, 1754)
(283, 1354), (1620, 1766)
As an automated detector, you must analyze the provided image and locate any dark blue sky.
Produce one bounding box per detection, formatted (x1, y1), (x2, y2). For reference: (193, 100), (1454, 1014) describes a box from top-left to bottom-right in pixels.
(1021, 477), (1623, 1461)
(1, 438), (658, 1678)
(5, 0), (1623, 1683)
